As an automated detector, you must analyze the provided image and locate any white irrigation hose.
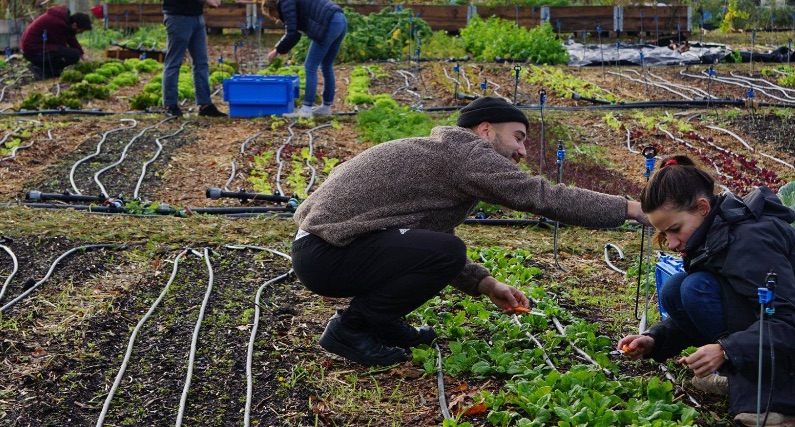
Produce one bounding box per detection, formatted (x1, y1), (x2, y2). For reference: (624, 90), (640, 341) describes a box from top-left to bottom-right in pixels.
(95, 249), (190, 427)
(706, 125), (794, 170)
(0, 127), (20, 146)
(486, 79), (511, 103)
(510, 315), (556, 369)
(70, 120), (138, 194)
(728, 71), (795, 99)
(604, 243), (627, 276)
(240, 132), (262, 154)
(0, 244), (19, 303)
(0, 244), (123, 314)
(175, 248), (215, 427)
(434, 343), (454, 421)
(646, 70), (714, 99)
(224, 244), (292, 427)
(244, 270), (292, 427)
(304, 124), (331, 195)
(527, 295), (614, 379)
(275, 121), (297, 197)
(681, 70), (795, 105)
(550, 315), (615, 379)
(94, 117), (173, 198)
(625, 127), (640, 154)
(225, 132), (262, 192)
(659, 363), (702, 408)
(0, 76), (23, 103)
(656, 123), (726, 179)
(461, 66), (472, 92)
(608, 70), (694, 100)
(133, 121), (191, 200)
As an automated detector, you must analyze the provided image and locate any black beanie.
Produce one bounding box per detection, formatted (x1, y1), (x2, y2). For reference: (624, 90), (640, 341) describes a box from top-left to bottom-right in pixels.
(456, 96), (529, 130)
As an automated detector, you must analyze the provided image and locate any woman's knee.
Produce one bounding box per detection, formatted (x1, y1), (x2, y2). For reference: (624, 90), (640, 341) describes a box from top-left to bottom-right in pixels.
(659, 271), (687, 313)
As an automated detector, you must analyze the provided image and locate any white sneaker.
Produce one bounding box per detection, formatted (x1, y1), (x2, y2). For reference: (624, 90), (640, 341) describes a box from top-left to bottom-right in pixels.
(690, 373), (728, 395)
(283, 105), (313, 119)
(313, 105), (332, 117)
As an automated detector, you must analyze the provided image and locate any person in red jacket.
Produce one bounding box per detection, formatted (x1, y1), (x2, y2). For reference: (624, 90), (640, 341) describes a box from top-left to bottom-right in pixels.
(20, 6), (92, 80)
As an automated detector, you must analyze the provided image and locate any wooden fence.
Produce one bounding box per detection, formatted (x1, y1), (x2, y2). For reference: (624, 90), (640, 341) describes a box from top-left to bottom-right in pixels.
(102, 3), (691, 36)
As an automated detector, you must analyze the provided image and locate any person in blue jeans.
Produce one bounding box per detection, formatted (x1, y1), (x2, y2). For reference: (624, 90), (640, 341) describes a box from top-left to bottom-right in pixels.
(162, 0), (226, 117)
(264, 0), (347, 118)
(618, 155), (795, 427)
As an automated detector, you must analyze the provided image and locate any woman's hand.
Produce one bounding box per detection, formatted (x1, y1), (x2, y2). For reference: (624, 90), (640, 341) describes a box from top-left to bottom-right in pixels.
(477, 276), (530, 312)
(206, 0), (221, 7)
(267, 49), (279, 63)
(678, 343), (725, 377)
(617, 335), (655, 360)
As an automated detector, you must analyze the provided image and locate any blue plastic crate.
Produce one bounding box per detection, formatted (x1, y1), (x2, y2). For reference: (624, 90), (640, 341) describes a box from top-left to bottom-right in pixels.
(654, 254), (685, 320)
(222, 74), (300, 117)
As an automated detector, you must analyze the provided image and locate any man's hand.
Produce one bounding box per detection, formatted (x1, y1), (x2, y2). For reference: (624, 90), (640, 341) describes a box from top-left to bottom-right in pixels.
(617, 335), (655, 360)
(267, 49), (279, 63)
(80, 53), (89, 62)
(206, 0), (221, 7)
(678, 343), (725, 377)
(627, 200), (650, 226)
(477, 276), (530, 312)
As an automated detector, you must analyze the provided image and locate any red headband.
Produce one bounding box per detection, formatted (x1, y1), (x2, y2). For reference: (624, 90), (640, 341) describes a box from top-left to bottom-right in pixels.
(664, 159), (678, 167)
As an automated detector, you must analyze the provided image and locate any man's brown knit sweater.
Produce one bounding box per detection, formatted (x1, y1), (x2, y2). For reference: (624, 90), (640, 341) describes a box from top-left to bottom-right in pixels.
(294, 126), (628, 295)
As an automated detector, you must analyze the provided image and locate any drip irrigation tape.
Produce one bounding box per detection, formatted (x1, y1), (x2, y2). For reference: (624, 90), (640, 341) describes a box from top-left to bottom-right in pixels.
(70, 119), (138, 195)
(96, 249), (190, 427)
(176, 248), (215, 427)
(225, 245), (293, 427)
(434, 343), (454, 421)
(0, 244), (19, 303)
(0, 244), (126, 314)
(134, 121), (192, 199)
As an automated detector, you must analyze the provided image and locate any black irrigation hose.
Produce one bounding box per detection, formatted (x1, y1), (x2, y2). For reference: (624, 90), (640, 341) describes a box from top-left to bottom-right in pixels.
(206, 187), (293, 204)
(0, 244), (126, 313)
(26, 190), (106, 203)
(21, 202), (294, 215)
(2, 109), (117, 116)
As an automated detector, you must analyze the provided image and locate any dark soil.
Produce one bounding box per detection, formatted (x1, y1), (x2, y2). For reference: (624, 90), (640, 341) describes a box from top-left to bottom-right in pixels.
(1, 32), (793, 427)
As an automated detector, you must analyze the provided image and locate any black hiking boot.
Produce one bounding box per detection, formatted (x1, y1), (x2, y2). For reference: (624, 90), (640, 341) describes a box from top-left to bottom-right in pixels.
(198, 103), (227, 117)
(373, 319), (437, 349)
(166, 105), (183, 117)
(319, 312), (408, 366)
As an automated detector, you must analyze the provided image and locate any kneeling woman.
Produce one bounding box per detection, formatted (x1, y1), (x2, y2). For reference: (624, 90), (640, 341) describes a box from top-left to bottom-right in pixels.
(618, 155), (795, 426)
